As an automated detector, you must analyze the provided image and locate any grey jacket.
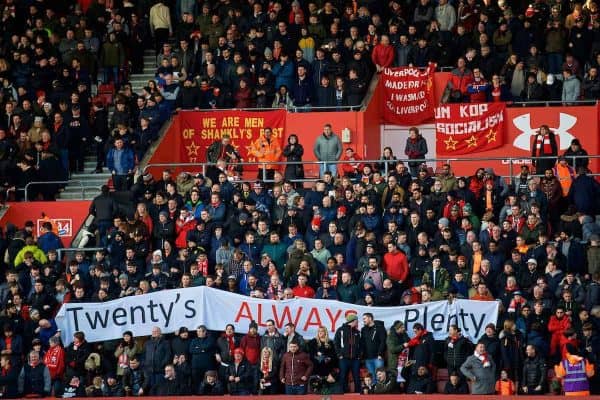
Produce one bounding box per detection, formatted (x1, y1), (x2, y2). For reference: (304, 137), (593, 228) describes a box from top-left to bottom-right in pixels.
(314, 133), (342, 162)
(562, 75), (581, 102)
(459, 354), (496, 394)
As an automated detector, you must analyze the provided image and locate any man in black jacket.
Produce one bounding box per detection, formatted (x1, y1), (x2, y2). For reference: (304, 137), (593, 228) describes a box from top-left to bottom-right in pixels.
(143, 327), (172, 388)
(444, 325), (473, 375)
(89, 185), (118, 246)
(18, 351), (50, 397)
(334, 313), (361, 393)
(360, 313), (387, 382)
(0, 355), (19, 398)
(520, 344), (546, 394)
(150, 363), (190, 395)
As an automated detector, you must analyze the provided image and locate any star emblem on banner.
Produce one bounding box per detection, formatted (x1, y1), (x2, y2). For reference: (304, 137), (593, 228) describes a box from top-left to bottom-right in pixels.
(444, 136), (458, 150)
(466, 135), (478, 148)
(486, 128), (497, 143)
(186, 141), (200, 156)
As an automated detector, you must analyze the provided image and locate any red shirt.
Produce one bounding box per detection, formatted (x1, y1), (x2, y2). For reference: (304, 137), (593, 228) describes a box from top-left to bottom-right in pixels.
(292, 285), (315, 298)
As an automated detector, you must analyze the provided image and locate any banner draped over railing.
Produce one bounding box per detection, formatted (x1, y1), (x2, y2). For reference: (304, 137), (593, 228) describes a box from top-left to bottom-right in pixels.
(381, 63), (436, 125)
(435, 102), (506, 156)
(56, 286), (499, 344)
(178, 110), (286, 171)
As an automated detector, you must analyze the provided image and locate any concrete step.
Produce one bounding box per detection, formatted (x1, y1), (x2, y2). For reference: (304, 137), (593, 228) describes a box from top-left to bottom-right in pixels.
(57, 191), (100, 200)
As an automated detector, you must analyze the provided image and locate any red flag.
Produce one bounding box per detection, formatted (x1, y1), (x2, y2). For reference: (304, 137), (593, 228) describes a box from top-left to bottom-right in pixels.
(435, 103), (506, 156)
(381, 63), (436, 125)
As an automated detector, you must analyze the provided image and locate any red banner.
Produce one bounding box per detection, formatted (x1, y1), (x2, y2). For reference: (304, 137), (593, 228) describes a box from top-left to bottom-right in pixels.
(435, 103), (506, 156)
(381, 63), (436, 125)
(179, 110), (286, 170)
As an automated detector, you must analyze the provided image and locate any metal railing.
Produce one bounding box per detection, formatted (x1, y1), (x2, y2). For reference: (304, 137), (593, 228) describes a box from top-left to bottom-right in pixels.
(174, 103), (365, 113)
(57, 247), (105, 263)
(24, 181), (84, 202)
(144, 154), (597, 185)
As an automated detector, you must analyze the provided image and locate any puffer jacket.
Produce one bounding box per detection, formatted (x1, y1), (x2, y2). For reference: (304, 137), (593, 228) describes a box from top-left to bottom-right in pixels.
(521, 355), (546, 388)
(444, 335), (473, 371)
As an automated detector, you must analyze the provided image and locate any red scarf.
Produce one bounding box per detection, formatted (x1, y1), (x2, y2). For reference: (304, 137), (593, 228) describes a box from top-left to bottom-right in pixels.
(226, 334), (235, 356)
(261, 358), (270, 375)
(536, 133), (553, 155)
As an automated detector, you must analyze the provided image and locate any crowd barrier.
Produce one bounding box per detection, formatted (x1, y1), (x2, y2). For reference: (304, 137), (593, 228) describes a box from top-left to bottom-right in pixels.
(36, 395), (600, 399)
(143, 154), (598, 185)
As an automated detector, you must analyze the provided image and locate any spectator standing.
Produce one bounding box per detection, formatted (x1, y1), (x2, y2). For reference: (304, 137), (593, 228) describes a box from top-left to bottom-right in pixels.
(149, 1), (173, 52)
(562, 68), (581, 103)
(360, 313), (386, 381)
(313, 124), (342, 178)
(282, 134), (304, 183)
(563, 138), (589, 171)
(554, 344), (595, 396)
(460, 342), (497, 394)
(143, 327), (172, 387)
(531, 125), (558, 175)
(521, 344), (546, 394)
(18, 351), (50, 397)
(249, 127), (282, 181)
(107, 138), (135, 191)
(334, 313), (361, 393)
(279, 340), (313, 394)
(371, 35), (395, 73)
(404, 127), (428, 177)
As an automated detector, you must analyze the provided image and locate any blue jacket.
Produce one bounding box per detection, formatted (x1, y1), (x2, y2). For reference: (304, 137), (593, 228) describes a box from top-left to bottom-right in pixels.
(37, 232), (63, 253)
(272, 60), (295, 90)
(106, 147), (135, 174)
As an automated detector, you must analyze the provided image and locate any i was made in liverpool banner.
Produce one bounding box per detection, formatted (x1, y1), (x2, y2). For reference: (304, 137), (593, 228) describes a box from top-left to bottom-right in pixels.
(435, 102), (506, 156)
(381, 63), (436, 125)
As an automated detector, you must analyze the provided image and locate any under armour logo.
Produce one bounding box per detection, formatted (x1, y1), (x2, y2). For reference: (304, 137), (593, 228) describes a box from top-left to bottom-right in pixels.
(513, 113), (576, 151)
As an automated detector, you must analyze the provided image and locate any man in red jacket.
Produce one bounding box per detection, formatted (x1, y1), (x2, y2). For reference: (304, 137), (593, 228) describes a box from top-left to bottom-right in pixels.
(44, 336), (65, 395)
(371, 35), (395, 73)
(279, 340), (313, 395)
(383, 242), (409, 287)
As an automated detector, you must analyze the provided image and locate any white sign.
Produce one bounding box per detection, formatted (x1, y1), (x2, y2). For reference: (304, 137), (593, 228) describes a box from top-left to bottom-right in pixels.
(55, 287), (499, 344)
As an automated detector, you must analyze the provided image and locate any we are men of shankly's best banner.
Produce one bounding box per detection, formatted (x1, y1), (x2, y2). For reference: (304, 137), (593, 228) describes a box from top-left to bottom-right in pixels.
(55, 286), (499, 345)
(178, 110), (286, 172)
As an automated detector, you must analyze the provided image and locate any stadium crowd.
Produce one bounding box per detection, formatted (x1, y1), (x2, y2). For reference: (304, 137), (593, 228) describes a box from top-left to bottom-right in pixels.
(0, 0), (600, 398)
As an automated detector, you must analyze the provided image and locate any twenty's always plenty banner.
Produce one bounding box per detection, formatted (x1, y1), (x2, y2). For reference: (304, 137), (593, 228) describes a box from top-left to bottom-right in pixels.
(178, 110), (286, 165)
(435, 102), (506, 155)
(56, 286), (499, 344)
(382, 63), (436, 125)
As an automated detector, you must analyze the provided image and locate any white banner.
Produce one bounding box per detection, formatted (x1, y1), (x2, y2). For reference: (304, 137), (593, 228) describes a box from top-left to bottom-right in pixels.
(55, 286), (498, 344)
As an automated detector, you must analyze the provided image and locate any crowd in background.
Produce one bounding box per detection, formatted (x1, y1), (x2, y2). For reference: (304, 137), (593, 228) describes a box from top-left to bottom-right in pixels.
(0, 0), (600, 397)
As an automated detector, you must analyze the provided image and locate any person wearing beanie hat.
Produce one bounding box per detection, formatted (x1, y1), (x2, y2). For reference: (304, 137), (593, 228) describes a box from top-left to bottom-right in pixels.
(240, 321), (261, 365)
(334, 312), (361, 393)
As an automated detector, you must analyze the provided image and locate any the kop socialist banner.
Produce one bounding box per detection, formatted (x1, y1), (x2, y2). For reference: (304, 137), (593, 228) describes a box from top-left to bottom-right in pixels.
(382, 63), (436, 125)
(179, 110), (286, 168)
(435, 102), (506, 156)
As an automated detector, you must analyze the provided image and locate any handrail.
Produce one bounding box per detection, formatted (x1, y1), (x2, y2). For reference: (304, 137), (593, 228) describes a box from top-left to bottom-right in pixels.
(144, 154), (596, 184)
(24, 181), (85, 202)
(57, 247), (105, 262)
(174, 103), (365, 113)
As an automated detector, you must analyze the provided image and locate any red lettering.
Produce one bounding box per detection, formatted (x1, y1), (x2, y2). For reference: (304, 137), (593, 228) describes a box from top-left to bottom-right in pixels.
(302, 307), (323, 332)
(272, 305), (303, 329)
(234, 301), (253, 323)
(271, 304), (289, 328)
(256, 303), (267, 327)
(325, 308), (343, 332)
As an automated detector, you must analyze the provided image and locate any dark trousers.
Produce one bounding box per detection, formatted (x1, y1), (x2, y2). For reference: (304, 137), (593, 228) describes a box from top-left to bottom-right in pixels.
(113, 174), (131, 191)
(339, 357), (361, 393)
(154, 28), (169, 52)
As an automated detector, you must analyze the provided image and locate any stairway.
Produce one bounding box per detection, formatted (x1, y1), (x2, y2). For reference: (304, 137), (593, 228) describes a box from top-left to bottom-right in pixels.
(130, 49), (157, 94)
(57, 50), (158, 201)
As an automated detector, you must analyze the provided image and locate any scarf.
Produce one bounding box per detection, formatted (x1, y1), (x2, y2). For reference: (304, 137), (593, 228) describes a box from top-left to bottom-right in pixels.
(475, 350), (491, 367)
(536, 133), (553, 154)
(261, 358), (271, 375)
(226, 334), (235, 356)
